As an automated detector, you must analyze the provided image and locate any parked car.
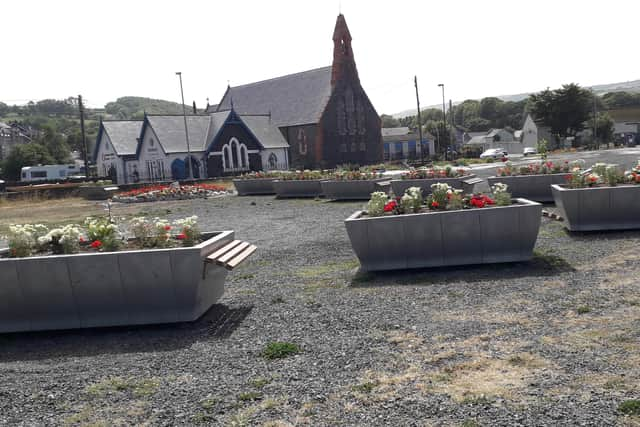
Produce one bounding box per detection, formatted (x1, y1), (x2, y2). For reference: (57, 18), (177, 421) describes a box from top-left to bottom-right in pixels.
(480, 148), (508, 159)
(523, 147), (538, 156)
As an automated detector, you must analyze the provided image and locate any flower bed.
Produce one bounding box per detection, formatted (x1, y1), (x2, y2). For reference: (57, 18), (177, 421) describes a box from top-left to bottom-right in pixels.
(232, 172), (283, 196)
(390, 166), (476, 198)
(551, 161), (640, 231)
(0, 230), (235, 332)
(112, 183), (229, 203)
(321, 171), (388, 200)
(345, 183), (541, 271)
(0, 214), (252, 332)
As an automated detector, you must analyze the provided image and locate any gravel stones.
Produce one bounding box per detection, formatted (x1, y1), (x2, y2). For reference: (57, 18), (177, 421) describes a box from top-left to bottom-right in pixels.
(0, 195), (638, 426)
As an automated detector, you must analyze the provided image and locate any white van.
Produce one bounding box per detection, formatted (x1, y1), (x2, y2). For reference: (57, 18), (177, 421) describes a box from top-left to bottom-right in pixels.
(20, 164), (83, 182)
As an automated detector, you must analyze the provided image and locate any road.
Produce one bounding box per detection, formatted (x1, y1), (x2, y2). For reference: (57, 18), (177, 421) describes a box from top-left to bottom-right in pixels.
(468, 146), (640, 191)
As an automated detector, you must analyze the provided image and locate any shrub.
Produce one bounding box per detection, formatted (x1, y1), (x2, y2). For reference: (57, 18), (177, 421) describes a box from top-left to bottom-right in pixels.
(173, 216), (200, 247)
(491, 182), (512, 206)
(84, 217), (121, 251)
(367, 191), (388, 217)
(5, 224), (48, 258)
(261, 342), (300, 360)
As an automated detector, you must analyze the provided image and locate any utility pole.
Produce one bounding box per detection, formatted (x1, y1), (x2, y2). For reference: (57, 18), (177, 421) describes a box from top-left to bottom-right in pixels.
(438, 84), (446, 159)
(414, 76), (425, 164)
(592, 89), (597, 149)
(449, 99), (454, 157)
(78, 95), (89, 178)
(176, 72), (193, 180)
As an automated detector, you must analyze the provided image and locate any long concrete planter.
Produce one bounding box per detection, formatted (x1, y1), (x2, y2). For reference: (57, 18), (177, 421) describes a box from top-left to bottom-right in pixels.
(79, 185), (119, 200)
(321, 178), (390, 200)
(488, 174), (567, 202)
(390, 175), (476, 197)
(233, 178), (276, 196)
(551, 184), (640, 231)
(272, 180), (324, 198)
(0, 231), (235, 333)
(345, 198), (541, 271)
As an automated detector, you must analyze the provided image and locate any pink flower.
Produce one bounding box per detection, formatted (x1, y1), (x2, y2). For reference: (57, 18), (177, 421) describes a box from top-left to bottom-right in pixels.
(176, 233), (186, 240)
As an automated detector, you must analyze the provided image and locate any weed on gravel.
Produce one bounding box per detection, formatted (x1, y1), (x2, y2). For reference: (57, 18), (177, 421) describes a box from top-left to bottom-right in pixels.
(261, 342), (300, 360)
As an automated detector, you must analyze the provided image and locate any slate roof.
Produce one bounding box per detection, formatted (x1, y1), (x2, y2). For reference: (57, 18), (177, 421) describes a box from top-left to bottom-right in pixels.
(102, 120), (143, 155)
(145, 115), (212, 153)
(241, 115), (289, 148)
(214, 66), (333, 127)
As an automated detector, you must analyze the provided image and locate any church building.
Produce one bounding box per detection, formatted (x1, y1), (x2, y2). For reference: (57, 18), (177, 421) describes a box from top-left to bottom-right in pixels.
(210, 14), (382, 169)
(94, 14), (381, 182)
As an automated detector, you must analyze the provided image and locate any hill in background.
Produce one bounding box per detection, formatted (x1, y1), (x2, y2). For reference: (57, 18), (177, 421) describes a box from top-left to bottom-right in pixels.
(104, 96), (200, 120)
(392, 78), (640, 118)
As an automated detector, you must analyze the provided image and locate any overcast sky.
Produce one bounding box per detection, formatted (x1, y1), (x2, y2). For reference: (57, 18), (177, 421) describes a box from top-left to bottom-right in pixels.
(2, 0), (638, 115)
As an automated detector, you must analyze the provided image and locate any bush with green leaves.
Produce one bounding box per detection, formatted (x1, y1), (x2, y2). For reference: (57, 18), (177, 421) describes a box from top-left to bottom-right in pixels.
(367, 191), (388, 217)
(84, 217), (121, 251)
(173, 216), (200, 247)
(37, 224), (82, 254)
(5, 224), (48, 257)
(491, 182), (512, 206)
(400, 186), (422, 213)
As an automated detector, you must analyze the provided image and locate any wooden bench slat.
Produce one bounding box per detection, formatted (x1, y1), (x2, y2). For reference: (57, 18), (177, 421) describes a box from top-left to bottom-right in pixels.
(216, 241), (250, 266)
(225, 245), (257, 270)
(206, 240), (242, 263)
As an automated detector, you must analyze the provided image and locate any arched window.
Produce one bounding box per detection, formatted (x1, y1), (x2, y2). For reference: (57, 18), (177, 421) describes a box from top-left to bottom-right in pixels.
(240, 145), (247, 168)
(222, 138), (249, 171)
(268, 153), (278, 169)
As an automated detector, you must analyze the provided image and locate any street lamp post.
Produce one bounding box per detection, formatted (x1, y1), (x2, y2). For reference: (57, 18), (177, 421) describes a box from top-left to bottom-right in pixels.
(176, 72), (193, 180)
(438, 83), (446, 160)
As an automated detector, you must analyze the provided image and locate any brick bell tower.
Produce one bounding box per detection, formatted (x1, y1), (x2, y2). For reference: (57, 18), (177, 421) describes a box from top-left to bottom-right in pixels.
(331, 14), (359, 87)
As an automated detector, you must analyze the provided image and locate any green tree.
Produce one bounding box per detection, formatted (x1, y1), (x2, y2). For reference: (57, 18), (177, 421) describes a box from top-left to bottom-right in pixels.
(380, 114), (400, 128)
(529, 83), (593, 147)
(591, 112), (614, 148)
(35, 126), (71, 163)
(1, 144), (54, 180)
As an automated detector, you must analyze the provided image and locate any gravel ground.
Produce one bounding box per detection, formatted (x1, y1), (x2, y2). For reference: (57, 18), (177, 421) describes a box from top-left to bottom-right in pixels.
(1, 194), (639, 427)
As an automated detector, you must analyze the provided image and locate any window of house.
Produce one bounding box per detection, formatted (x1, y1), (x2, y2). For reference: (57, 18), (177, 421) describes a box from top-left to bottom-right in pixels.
(359, 142), (366, 152)
(340, 143), (347, 153)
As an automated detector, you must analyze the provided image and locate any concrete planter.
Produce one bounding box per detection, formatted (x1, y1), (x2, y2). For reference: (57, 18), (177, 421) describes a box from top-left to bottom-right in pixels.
(390, 175), (476, 197)
(551, 184), (640, 231)
(0, 231), (234, 333)
(79, 185), (119, 200)
(321, 178), (390, 200)
(272, 179), (324, 198)
(345, 198), (541, 271)
(233, 178), (276, 196)
(488, 174), (567, 202)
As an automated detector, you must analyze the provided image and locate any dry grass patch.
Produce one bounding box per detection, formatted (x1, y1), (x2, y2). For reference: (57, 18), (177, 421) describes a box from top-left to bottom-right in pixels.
(422, 351), (550, 403)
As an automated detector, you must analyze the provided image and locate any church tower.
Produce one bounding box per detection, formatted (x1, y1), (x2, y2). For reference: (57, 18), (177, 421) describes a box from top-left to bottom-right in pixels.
(331, 14), (359, 87)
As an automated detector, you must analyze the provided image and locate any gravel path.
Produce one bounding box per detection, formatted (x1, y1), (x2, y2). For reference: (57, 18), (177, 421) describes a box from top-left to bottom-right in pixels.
(1, 195), (639, 426)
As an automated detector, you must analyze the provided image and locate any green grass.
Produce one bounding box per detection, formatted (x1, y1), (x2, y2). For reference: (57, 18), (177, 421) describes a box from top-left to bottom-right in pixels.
(85, 376), (159, 398)
(576, 305), (591, 315)
(261, 342), (300, 360)
(237, 391), (263, 402)
(351, 381), (378, 393)
(250, 377), (271, 388)
(618, 399), (640, 415)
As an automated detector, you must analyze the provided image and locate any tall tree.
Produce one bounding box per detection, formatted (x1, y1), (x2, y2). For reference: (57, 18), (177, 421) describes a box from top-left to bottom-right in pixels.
(529, 83), (593, 145)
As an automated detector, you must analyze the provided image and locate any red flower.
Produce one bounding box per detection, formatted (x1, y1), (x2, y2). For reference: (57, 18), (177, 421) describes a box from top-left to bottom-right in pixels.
(384, 200), (397, 212)
(164, 225), (172, 231)
(431, 201), (439, 208)
(176, 233), (186, 240)
(90, 240), (102, 249)
(79, 236), (85, 243)
(565, 174), (573, 181)
(482, 195), (495, 205)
